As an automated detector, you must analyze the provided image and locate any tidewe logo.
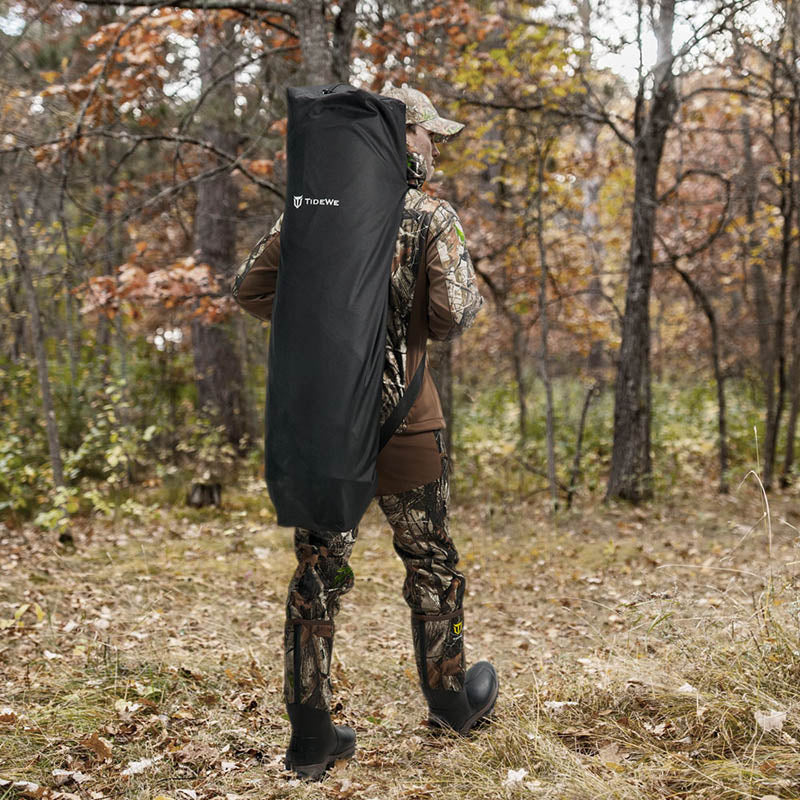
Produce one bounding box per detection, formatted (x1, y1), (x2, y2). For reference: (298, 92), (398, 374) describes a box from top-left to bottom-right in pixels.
(293, 194), (340, 209)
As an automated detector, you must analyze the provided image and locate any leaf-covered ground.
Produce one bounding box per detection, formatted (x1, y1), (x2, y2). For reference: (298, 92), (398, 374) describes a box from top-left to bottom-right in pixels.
(2, 476), (800, 799)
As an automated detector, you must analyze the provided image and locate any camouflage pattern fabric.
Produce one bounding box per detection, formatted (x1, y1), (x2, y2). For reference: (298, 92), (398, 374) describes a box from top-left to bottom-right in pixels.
(381, 190), (483, 428)
(380, 200), (433, 429)
(406, 150), (428, 189)
(378, 430), (465, 692)
(381, 86), (465, 141)
(231, 214), (282, 301)
(284, 526), (358, 708)
(283, 431), (465, 709)
(232, 190), (480, 430)
(427, 201), (483, 338)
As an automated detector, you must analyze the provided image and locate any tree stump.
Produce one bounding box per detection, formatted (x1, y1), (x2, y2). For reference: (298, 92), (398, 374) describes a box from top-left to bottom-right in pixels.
(187, 482), (222, 508)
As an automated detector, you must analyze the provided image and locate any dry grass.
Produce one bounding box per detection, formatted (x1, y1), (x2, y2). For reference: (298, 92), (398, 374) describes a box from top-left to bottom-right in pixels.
(1, 476), (800, 799)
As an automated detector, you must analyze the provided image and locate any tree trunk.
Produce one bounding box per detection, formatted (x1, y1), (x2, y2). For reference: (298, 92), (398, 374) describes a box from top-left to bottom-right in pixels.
(673, 262), (729, 493)
(295, 0), (357, 84)
(510, 317), (528, 441)
(740, 110), (775, 475)
(0, 259), (26, 362)
(781, 2), (800, 486)
(783, 135), (800, 485)
(536, 151), (558, 510)
(296, 0), (334, 84)
(577, 0), (606, 371)
(11, 203), (64, 487)
(97, 140), (118, 383)
(568, 381), (600, 508)
(606, 0), (676, 503)
(761, 90), (795, 488)
(331, 0), (357, 83)
(56, 160), (80, 398)
(784, 299), (800, 484)
(192, 24), (251, 449)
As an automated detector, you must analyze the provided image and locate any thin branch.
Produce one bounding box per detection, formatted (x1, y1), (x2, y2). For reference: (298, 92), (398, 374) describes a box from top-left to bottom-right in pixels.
(72, 3), (173, 143)
(0, 0), (56, 66)
(454, 90), (634, 147)
(177, 43), (298, 133)
(658, 167), (732, 204)
(4, 129), (284, 198)
(680, 84), (769, 105)
(72, 0), (296, 14)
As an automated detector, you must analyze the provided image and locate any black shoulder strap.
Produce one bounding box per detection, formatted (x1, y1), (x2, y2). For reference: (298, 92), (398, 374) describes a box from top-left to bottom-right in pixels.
(379, 352), (426, 451)
(378, 206), (430, 452)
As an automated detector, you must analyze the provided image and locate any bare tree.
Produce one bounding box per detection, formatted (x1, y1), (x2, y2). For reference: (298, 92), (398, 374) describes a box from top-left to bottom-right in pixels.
(606, 0), (678, 502)
(8, 196), (64, 487)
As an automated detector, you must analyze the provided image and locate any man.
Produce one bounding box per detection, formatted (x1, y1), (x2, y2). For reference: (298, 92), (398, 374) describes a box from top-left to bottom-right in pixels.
(232, 86), (497, 780)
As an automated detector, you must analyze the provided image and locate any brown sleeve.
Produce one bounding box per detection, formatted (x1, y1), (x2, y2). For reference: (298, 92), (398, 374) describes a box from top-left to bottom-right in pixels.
(230, 216), (282, 321)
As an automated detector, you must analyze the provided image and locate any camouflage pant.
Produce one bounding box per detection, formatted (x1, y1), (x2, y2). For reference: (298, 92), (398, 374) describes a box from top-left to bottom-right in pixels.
(284, 430), (466, 710)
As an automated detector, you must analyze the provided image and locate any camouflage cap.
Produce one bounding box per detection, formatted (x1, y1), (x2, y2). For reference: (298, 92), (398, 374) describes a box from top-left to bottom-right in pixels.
(381, 86), (464, 141)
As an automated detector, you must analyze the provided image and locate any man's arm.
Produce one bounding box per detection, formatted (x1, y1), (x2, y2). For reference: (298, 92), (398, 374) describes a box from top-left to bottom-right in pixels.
(426, 202), (484, 341)
(230, 215), (283, 321)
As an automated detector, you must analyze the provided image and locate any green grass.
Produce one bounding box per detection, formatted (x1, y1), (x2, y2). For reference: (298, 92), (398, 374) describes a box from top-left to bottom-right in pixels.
(451, 372), (784, 504)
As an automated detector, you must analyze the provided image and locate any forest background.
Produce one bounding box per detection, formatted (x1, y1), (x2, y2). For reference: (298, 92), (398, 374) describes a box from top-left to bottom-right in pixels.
(3, 0), (800, 798)
(6, 0), (800, 521)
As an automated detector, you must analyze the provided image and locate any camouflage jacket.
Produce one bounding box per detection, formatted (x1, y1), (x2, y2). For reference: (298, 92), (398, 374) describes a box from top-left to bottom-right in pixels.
(231, 187), (483, 434)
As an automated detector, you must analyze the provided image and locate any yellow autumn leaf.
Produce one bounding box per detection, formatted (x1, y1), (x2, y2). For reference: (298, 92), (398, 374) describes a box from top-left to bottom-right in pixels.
(39, 71), (60, 83)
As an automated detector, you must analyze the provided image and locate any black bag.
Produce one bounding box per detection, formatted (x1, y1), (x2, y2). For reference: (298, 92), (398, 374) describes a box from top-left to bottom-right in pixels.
(266, 84), (419, 532)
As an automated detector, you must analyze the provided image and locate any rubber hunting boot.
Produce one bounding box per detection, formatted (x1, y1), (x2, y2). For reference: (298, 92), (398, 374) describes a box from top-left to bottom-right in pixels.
(413, 610), (498, 734)
(284, 703), (356, 780)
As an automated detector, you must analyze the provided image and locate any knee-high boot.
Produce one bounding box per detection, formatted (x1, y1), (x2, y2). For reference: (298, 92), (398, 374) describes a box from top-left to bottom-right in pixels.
(284, 618), (355, 780)
(412, 609), (498, 734)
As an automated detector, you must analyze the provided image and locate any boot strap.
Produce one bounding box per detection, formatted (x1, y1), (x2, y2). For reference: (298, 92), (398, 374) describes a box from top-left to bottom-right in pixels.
(291, 618), (334, 636)
(411, 609), (465, 691)
(290, 618), (334, 703)
(411, 609), (463, 622)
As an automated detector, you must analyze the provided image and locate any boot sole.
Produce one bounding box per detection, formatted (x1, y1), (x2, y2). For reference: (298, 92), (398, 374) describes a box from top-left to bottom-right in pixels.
(285, 742), (356, 781)
(429, 681), (499, 735)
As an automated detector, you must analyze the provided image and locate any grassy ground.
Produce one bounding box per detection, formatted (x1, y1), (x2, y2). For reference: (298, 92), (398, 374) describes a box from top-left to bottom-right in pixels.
(2, 473), (800, 799)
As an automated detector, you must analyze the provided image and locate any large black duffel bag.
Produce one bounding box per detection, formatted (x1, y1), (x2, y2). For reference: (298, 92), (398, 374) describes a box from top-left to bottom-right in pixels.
(265, 84), (413, 531)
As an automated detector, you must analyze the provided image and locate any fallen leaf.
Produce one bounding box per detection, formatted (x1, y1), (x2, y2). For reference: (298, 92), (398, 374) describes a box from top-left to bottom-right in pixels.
(4, 781), (42, 799)
(115, 699), (142, 714)
(81, 732), (113, 761)
(645, 722), (667, 736)
(52, 769), (91, 786)
(121, 756), (158, 776)
(502, 768), (528, 787)
(543, 700), (578, 713)
(172, 741), (218, 764)
(755, 710), (786, 733)
(598, 743), (621, 762)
